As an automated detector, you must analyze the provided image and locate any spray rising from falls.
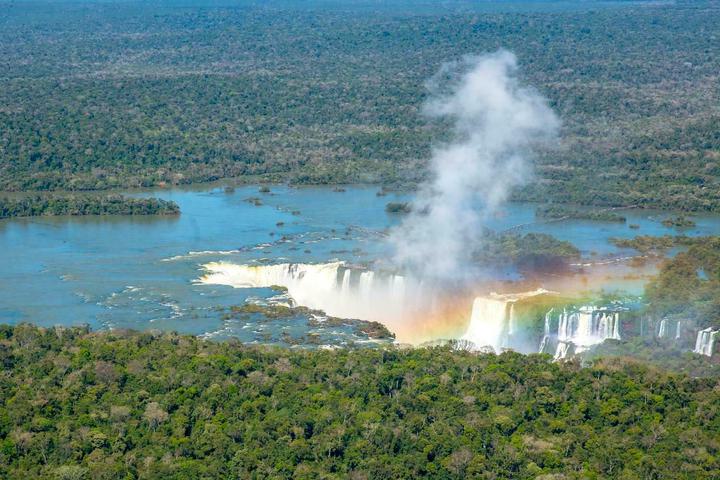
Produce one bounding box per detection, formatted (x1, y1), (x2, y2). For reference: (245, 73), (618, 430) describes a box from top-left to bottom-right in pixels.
(199, 53), (564, 348)
(389, 50), (559, 281)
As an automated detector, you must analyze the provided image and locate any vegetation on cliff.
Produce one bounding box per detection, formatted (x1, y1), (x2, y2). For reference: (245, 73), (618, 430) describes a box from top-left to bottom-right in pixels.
(644, 237), (720, 324)
(587, 337), (720, 378)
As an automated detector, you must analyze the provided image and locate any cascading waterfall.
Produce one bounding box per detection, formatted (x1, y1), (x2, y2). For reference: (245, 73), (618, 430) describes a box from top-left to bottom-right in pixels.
(544, 310), (552, 337)
(390, 275), (406, 299)
(196, 260), (720, 363)
(461, 290), (549, 353)
(538, 308), (553, 354)
(655, 318), (683, 341)
(694, 328), (719, 357)
(461, 297), (512, 353)
(198, 261), (411, 324)
(613, 312), (621, 339)
(554, 341), (575, 361)
(201, 262), (552, 347)
(541, 306), (622, 360)
(195, 262), (720, 360)
(508, 303), (516, 336)
(358, 271), (375, 300)
(341, 269), (351, 292)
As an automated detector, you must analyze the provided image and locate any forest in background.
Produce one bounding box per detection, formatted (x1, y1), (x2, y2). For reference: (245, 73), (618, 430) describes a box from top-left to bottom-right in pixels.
(1, 0), (719, 211)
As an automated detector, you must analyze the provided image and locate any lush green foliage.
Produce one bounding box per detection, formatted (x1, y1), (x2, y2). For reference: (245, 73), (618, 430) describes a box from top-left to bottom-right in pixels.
(0, 195), (179, 218)
(661, 215), (696, 228)
(609, 234), (707, 254)
(2, 323), (720, 479)
(535, 205), (626, 223)
(587, 337), (720, 378)
(476, 232), (580, 271)
(645, 237), (720, 324)
(1, 1), (719, 211)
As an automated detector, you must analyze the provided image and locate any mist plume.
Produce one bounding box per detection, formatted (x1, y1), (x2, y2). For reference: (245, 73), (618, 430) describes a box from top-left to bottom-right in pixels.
(390, 50), (560, 282)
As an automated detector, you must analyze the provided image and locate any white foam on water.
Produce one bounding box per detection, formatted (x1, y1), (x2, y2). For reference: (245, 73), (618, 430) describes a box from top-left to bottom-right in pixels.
(196, 262), (413, 328)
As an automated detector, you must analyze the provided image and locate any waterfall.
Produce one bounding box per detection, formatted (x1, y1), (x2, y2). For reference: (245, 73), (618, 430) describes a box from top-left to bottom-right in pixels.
(558, 309), (569, 340)
(538, 308), (553, 354)
(598, 313), (609, 339)
(390, 275), (405, 299)
(538, 336), (549, 354)
(358, 271), (374, 300)
(694, 328), (719, 357)
(508, 303), (516, 336)
(576, 308), (593, 341)
(544, 309), (552, 336)
(199, 263), (552, 346)
(559, 306), (620, 346)
(461, 297), (511, 353)
(657, 318), (683, 341)
(554, 341), (575, 361)
(462, 289), (550, 353)
(613, 313), (620, 340)
(605, 313), (620, 340)
(341, 268), (352, 293)
(198, 261), (411, 324)
(543, 305), (622, 359)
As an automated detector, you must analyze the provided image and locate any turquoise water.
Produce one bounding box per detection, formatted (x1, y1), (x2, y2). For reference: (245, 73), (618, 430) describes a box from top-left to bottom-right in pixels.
(1, 184), (719, 341)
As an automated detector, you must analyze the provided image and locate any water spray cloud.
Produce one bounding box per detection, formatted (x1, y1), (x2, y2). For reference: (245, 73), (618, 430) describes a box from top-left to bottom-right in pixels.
(390, 50), (560, 281)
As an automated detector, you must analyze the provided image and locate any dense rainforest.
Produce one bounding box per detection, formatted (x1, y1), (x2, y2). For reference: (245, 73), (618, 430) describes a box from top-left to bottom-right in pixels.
(2, 323), (720, 480)
(1, 0), (719, 211)
(645, 237), (720, 324)
(0, 195), (179, 218)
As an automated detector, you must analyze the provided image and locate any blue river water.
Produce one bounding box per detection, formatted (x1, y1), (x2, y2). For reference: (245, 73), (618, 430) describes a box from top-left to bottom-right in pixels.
(1, 184), (718, 343)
